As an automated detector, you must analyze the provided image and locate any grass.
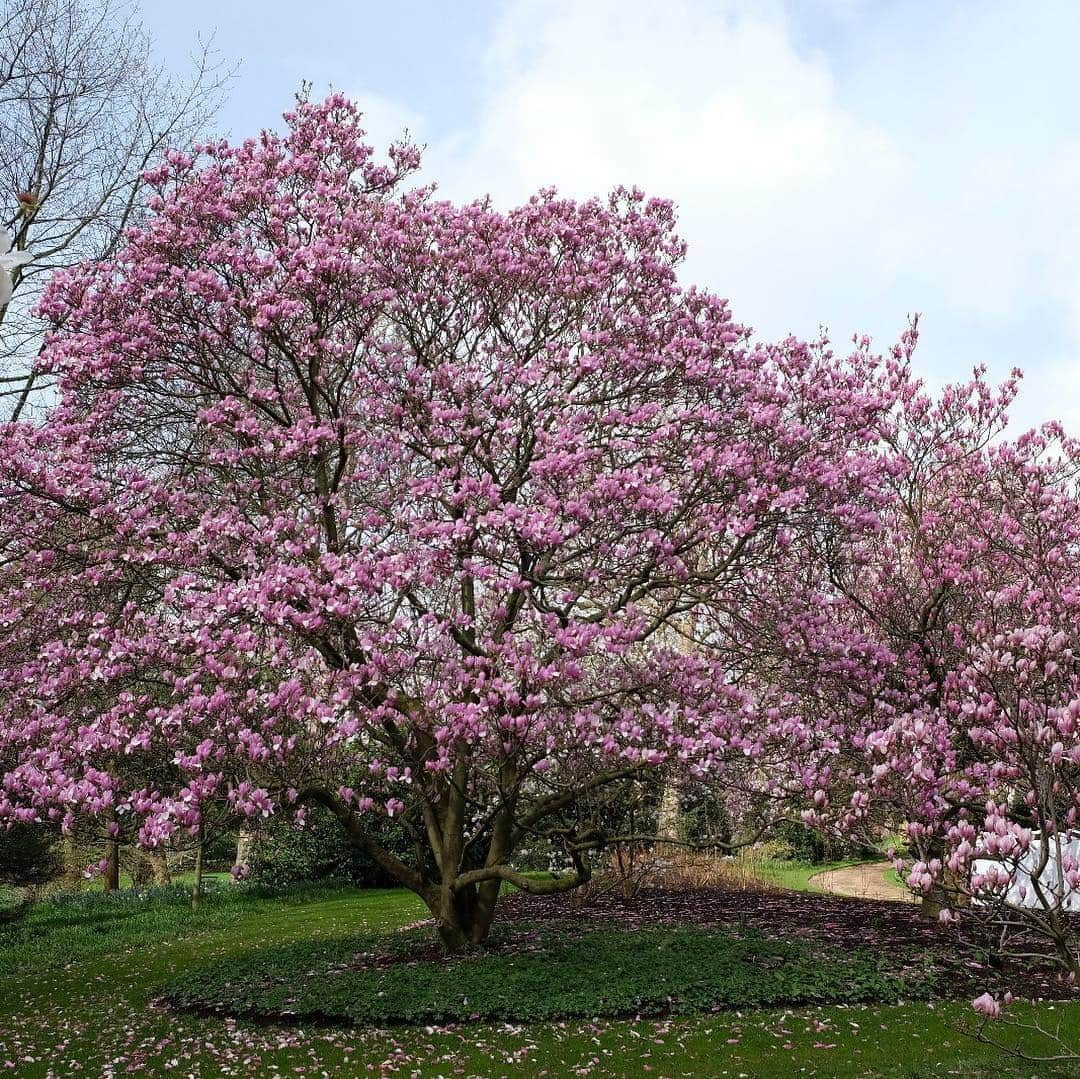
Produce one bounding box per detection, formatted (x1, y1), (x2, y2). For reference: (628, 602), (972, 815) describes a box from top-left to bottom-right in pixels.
(653, 843), (891, 896)
(750, 852), (912, 898)
(0, 878), (371, 976)
(756, 857), (868, 893)
(82, 868), (234, 891)
(888, 866), (909, 890)
(1, 880), (1077, 1076)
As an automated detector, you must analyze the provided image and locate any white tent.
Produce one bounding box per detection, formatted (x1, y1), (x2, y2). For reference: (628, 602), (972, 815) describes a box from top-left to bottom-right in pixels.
(972, 831), (1080, 911)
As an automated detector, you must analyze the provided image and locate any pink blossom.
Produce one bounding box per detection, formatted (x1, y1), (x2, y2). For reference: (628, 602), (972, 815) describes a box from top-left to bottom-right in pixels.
(972, 993), (1001, 1018)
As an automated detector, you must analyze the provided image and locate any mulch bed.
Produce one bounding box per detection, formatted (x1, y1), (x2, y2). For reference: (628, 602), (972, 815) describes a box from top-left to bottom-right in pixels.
(499, 885), (1080, 1001)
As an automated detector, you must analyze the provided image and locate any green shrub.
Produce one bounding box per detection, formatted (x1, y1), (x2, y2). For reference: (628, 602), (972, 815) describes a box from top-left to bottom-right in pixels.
(771, 821), (829, 863)
(247, 804), (418, 888)
(678, 787), (734, 847)
(769, 822), (880, 865)
(0, 822), (61, 887)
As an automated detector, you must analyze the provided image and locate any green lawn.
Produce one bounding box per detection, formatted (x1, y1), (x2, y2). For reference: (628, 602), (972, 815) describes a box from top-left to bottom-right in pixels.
(755, 857), (868, 893)
(1, 880), (1077, 1076)
(85, 868), (234, 890)
(887, 866), (909, 890)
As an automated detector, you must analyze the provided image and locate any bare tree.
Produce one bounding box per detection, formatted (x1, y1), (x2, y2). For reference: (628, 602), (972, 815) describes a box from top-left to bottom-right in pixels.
(0, 0), (229, 420)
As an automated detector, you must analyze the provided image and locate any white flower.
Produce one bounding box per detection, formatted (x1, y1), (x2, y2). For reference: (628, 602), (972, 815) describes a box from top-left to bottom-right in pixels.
(0, 232), (33, 307)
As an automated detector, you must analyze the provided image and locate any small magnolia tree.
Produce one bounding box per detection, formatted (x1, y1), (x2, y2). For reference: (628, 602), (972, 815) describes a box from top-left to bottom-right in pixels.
(0, 96), (897, 949)
(782, 361), (1080, 991)
(884, 418), (1080, 982)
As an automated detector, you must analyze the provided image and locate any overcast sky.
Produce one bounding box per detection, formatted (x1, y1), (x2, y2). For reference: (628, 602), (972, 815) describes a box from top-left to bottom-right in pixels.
(143, 0), (1080, 432)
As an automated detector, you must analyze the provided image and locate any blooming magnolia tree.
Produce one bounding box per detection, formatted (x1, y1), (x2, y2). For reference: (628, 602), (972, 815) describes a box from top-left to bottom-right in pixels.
(775, 359), (1080, 995)
(0, 96), (898, 949)
(886, 420), (1080, 980)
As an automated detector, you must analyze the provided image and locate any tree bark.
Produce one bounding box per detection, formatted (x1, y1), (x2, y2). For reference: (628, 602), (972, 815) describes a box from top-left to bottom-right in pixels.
(131, 848), (171, 887)
(658, 777), (682, 846)
(103, 811), (120, 892)
(234, 826), (255, 880)
(191, 827), (205, 912)
(61, 831), (82, 890)
(428, 882), (500, 952)
(919, 884), (947, 921)
(656, 615), (695, 849)
(149, 849), (171, 886)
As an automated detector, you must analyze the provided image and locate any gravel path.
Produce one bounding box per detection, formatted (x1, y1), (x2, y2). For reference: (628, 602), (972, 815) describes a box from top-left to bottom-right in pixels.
(810, 862), (916, 903)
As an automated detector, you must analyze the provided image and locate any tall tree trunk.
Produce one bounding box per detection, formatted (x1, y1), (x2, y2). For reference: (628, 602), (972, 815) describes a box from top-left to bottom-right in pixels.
(658, 777), (682, 847)
(130, 851), (151, 887)
(234, 826), (255, 880)
(61, 831), (82, 890)
(657, 615), (694, 850)
(132, 848), (171, 887)
(191, 826), (205, 912)
(149, 848), (171, 886)
(103, 811), (120, 892)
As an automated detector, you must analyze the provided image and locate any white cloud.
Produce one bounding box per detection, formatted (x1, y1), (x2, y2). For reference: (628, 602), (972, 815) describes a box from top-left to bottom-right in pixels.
(353, 0), (1080, 432)
(425, 0), (907, 343)
(348, 90), (429, 156)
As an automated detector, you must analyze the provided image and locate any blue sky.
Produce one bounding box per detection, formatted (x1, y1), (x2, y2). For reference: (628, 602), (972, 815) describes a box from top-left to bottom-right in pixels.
(142, 0), (1080, 431)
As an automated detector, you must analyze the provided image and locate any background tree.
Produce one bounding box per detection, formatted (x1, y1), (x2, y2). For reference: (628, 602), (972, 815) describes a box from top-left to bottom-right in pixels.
(767, 359), (1080, 988)
(0, 0), (228, 420)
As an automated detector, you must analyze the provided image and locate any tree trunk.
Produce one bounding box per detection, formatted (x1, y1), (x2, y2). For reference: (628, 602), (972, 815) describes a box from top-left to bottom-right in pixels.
(919, 867), (972, 919)
(61, 831), (82, 890)
(234, 826), (255, 880)
(132, 848), (170, 887)
(430, 882), (497, 952)
(149, 849), (171, 886)
(919, 884), (947, 921)
(103, 813), (120, 892)
(191, 828), (205, 912)
(658, 777), (682, 846)
(920, 862), (969, 919)
(472, 878), (501, 943)
(917, 836), (950, 920)
(130, 851), (151, 887)
(657, 616), (694, 850)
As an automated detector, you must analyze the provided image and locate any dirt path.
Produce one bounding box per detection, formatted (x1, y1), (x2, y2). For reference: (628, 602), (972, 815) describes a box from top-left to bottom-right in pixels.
(810, 862), (916, 903)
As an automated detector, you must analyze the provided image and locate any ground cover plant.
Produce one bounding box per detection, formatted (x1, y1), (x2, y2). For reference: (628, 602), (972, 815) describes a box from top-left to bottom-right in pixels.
(162, 921), (936, 1026)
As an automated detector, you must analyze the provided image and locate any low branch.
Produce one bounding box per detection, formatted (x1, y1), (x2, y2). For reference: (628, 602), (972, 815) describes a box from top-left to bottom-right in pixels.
(299, 786), (432, 901)
(454, 853), (592, 895)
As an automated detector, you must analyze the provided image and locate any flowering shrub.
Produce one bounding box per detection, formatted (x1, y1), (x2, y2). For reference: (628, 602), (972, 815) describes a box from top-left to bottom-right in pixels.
(762, 357), (1080, 996)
